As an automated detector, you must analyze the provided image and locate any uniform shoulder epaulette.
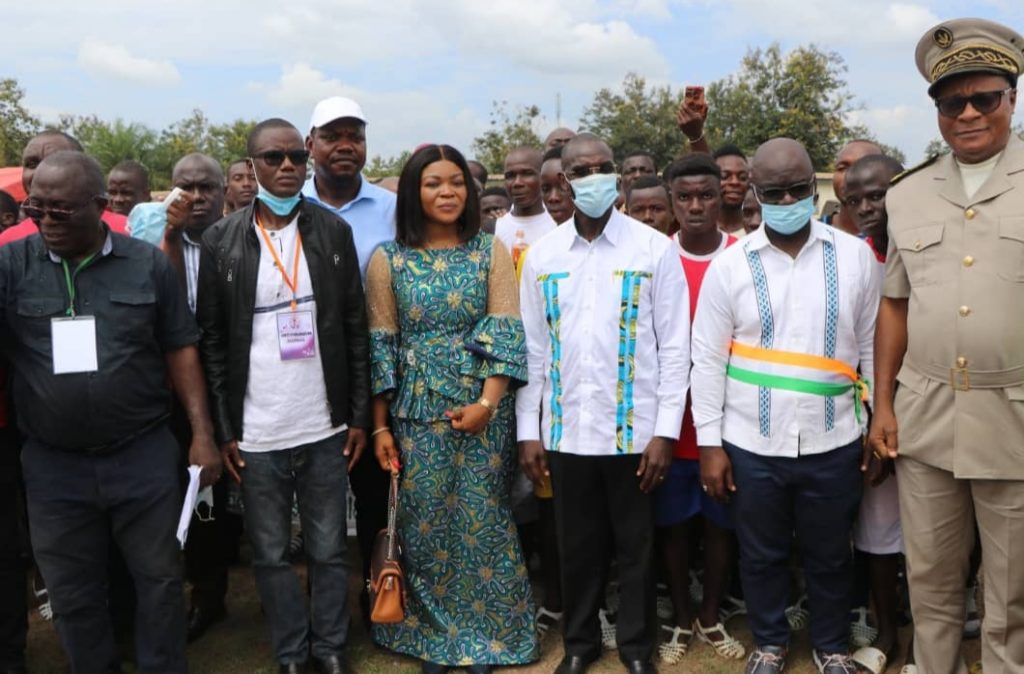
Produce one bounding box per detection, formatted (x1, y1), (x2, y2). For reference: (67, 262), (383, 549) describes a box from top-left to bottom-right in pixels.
(890, 153), (943, 186)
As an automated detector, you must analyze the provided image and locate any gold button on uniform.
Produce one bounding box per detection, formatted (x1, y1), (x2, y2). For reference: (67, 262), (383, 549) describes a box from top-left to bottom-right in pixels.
(914, 241), (922, 250)
(956, 356), (968, 368)
(965, 208), (976, 220)
(963, 255), (975, 267)
(959, 305), (971, 316)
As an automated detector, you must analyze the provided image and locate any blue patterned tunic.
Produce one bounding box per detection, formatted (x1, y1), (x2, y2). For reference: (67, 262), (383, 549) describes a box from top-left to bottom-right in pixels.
(366, 233), (538, 666)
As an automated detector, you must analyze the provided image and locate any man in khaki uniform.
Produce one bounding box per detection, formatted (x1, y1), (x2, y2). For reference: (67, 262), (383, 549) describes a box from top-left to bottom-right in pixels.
(870, 17), (1024, 674)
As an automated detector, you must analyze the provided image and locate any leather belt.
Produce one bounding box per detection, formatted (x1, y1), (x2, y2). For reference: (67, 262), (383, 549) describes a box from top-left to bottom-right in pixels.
(905, 359), (1024, 392)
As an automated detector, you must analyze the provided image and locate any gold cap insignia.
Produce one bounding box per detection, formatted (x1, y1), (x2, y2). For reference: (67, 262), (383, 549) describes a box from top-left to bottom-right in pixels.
(934, 27), (954, 49)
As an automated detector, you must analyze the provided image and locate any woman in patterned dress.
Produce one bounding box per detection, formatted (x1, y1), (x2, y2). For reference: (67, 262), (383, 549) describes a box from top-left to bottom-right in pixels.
(365, 144), (538, 674)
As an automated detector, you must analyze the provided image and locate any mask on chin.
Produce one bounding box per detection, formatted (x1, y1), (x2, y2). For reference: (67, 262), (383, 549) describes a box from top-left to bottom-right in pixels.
(252, 165), (302, 217)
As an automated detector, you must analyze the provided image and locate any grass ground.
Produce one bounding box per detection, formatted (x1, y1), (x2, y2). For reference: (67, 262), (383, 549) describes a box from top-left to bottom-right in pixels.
(23, 548), (980, 674)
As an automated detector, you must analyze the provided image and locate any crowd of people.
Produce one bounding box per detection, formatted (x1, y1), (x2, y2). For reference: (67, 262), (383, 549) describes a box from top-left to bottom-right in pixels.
(0, 15), (1022, 674)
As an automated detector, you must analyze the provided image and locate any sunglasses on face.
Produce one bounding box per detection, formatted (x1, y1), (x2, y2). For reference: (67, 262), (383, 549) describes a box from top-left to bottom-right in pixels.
(251, 150), (310, 167)
(564, 162), (617, 181)
(752, 178), (816, 204)
(934, 88), (1013, 118)
(22, 197), (101, 223)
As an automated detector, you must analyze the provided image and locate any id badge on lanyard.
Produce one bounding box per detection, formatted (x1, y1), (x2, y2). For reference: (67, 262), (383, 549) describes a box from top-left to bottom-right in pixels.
(256, 214), (316, 361)
(52, 254), (99, 374)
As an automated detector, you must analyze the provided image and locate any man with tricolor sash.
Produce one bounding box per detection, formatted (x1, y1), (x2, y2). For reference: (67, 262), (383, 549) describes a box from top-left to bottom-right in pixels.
(691, 138), (881, 674)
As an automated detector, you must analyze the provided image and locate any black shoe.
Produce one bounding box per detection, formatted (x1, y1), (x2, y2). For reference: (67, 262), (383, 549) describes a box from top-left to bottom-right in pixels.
(622, 660), (657, 674)
(467, 666), (493, 674)
(311, 654), (346, 674)
(555, 654), (598, 674)
(186, 604), (227, 643)
(279, 664), (304, 674)
(421, 661), (450, 674)
(744, 646), (788, 674)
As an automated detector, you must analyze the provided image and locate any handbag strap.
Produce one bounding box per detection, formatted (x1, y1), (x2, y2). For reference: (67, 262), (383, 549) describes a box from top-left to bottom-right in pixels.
(385, 471), (399, 560)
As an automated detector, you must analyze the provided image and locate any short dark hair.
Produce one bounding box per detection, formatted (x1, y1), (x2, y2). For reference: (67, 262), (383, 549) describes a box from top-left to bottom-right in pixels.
(33, 129), (84, 152)
(623, 150), (655, 164)
(663, 154), (723, 184)
(396, 144), (481, 248)
(848, 153), (905, 179)
(542, 146), (563, 162)
(247, 118), (299, 156)
(0, 190), (18, 217)
(713, 143), (746, 161)
(481, 186), (510, 200)
(626, 175), (669, 206)
(467, 160), (490, 186)
(110, 159), (150, 188)
(37, 151), (106, 196)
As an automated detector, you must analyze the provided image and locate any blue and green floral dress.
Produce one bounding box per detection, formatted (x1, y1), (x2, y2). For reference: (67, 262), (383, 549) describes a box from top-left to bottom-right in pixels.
(365, 232), (538, 667)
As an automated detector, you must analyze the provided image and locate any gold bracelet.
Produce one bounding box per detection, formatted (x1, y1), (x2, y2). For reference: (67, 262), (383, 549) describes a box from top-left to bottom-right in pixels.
(371, 427), (391, 437)
(477, 397), (498, 417)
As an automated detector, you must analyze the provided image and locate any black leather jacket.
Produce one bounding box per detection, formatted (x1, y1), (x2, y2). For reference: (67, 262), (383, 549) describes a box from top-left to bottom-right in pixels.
(196, 200), (370, 445)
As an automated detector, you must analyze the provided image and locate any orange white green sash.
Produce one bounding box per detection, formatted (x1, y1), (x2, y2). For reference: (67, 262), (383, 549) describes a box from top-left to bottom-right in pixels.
(727, 341), (871, 423)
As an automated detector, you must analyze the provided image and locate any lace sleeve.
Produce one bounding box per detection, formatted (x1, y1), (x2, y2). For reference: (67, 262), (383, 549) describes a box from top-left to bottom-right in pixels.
(365, 247), (399, 396)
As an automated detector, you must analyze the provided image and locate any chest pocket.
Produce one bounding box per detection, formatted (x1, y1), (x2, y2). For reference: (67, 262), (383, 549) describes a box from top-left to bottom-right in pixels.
(997, 217), (1024, 283)
(896, 223), (944, 287)
(15, 296), (66, 342)
(109, 291), (157, 340)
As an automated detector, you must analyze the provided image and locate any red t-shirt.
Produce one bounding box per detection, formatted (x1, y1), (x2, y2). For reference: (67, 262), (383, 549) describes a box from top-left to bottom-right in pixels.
(0, 210), (128, 248)
(675, 232), (737, 460)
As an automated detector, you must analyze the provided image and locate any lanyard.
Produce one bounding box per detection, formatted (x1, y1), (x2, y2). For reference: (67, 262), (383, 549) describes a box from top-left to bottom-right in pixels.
(61, 253), (98, 317)
(255, 213), (302, 311)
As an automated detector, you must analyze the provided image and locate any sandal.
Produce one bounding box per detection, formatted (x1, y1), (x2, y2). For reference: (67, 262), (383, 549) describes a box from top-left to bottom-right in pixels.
(899, 667), (918, 674)
(535, 606), (562, 636)
(658, 624), (693, 665)
(33, 575), (53, 622)
(850, 606), (879, 648)
(964, 585), (981, 640)
(694, 619), (746, 660)
(786, 594), (809, 631)
(719, 594), (748, 623)
(599, 608), (617, 650)
(851, 646), (888, 674)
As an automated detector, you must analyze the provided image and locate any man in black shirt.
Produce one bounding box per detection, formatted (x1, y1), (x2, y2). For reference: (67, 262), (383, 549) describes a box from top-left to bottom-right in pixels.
(0, 151), (221, 674)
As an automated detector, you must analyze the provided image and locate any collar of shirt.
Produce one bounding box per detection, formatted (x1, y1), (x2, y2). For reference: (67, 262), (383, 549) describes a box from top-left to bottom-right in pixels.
(181, 230), (202, 248)
(561, 207), (628, 252)
(742, 218), (831, 256)
(45, 228), (115, 264)
(302, 174), (380, 213)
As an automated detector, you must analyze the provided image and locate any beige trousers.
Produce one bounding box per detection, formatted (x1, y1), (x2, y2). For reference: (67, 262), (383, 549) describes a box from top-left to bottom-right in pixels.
(897, 457), (1024, 674)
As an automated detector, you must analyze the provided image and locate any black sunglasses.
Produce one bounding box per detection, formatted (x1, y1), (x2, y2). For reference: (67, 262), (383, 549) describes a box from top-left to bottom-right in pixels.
(22, 197), (102, 223)
(934, 88), (1013, 118)
(564, 161), (617, 181)
(752, 178), (816, 204)
(251, 150), (310, 167)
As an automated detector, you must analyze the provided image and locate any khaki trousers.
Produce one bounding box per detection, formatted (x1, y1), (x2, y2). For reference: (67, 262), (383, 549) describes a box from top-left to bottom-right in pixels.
(897, 457), (1024, 674)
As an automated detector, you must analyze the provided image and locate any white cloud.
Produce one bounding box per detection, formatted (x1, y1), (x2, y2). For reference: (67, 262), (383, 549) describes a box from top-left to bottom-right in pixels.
(77, 39), (181, 86)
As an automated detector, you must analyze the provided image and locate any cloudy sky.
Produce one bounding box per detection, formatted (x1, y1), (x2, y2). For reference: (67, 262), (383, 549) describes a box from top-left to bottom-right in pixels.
(6, 0), (1022, 165)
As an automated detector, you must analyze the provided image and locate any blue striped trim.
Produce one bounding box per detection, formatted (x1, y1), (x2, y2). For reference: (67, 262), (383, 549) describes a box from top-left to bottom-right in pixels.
(539, 273), (569, 451)
(614, 270), (651, 454)
(822, 235), (839, 431)
(744, 247), (774, 437)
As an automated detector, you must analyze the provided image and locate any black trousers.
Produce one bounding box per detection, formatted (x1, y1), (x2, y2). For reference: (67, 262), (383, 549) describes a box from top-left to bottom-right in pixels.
(549, 451), (655, 663)
(347, 448), (389, 611)
(0, 426), (27, 670)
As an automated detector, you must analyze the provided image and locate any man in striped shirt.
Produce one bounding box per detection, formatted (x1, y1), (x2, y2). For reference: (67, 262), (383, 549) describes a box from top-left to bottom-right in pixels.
(161, 153), (234, 642)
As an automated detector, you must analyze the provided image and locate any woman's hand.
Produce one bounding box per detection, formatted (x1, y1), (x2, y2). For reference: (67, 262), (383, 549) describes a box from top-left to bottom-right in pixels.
(374, 430), (400, 473)
(447, 403), (492, 434)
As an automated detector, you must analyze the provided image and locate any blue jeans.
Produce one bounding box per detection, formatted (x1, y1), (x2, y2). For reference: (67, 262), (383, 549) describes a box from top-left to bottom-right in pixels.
(20, 425), (186, 674)
(726, 439), (863, 654)
(240, 432), (350, 664)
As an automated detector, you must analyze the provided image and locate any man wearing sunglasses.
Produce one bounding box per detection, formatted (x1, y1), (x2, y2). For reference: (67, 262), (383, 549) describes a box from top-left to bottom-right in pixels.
(0, 150), (221, 674)
(692, 137), (880, 674)
(196, 118), (369, 674)
(870, 18), (1024, 674)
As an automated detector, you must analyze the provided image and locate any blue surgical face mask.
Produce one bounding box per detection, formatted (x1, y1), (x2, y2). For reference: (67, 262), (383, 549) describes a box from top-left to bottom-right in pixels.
(252, 164), (302, 217)
(759, 194), (816, 235)
(569, 173), (619, 218)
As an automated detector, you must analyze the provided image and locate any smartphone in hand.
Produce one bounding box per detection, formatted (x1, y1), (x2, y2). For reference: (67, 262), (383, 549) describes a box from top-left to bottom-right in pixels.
(684, 85), (707, 117)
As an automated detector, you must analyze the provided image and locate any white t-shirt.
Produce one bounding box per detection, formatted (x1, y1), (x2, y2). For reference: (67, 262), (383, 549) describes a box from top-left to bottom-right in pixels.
(239, 217), (344, 452)
(494, 210), (557, 251)
(956, 151), (1002, 200)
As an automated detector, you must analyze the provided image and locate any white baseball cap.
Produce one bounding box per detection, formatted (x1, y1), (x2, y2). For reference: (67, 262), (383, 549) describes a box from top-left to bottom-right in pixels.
(309, 96), (367, 132)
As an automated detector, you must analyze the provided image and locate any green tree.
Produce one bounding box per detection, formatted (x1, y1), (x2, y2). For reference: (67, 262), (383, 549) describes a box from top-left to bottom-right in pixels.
(0, 78), (40, 166)
(471, 101), (543, 174)
(365, 150), (411, 177)
(80, 119), (158, 173)
(579, 73), (682, 170)
(208, 119), (257, 165)
(706, 44), (865, 170)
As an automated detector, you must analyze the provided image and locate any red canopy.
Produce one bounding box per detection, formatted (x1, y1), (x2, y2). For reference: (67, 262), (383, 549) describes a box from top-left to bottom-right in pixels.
(0, 167), (25, 202)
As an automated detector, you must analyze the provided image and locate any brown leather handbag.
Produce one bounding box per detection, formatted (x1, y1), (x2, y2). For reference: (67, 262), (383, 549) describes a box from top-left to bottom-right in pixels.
(368, 471), (405, 624)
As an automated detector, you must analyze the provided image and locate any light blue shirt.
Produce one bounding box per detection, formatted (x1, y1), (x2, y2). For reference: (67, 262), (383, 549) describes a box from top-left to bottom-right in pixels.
(302, 175), (396, 279)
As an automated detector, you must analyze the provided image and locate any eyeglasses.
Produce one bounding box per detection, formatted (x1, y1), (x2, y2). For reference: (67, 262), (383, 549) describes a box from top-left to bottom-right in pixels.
(251, 150), (310, 167)
(934, 88), (1013, 118)
(22, 197), (102, 223)
(752, 178), (816, 204)
(564, 161), (616, 181)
